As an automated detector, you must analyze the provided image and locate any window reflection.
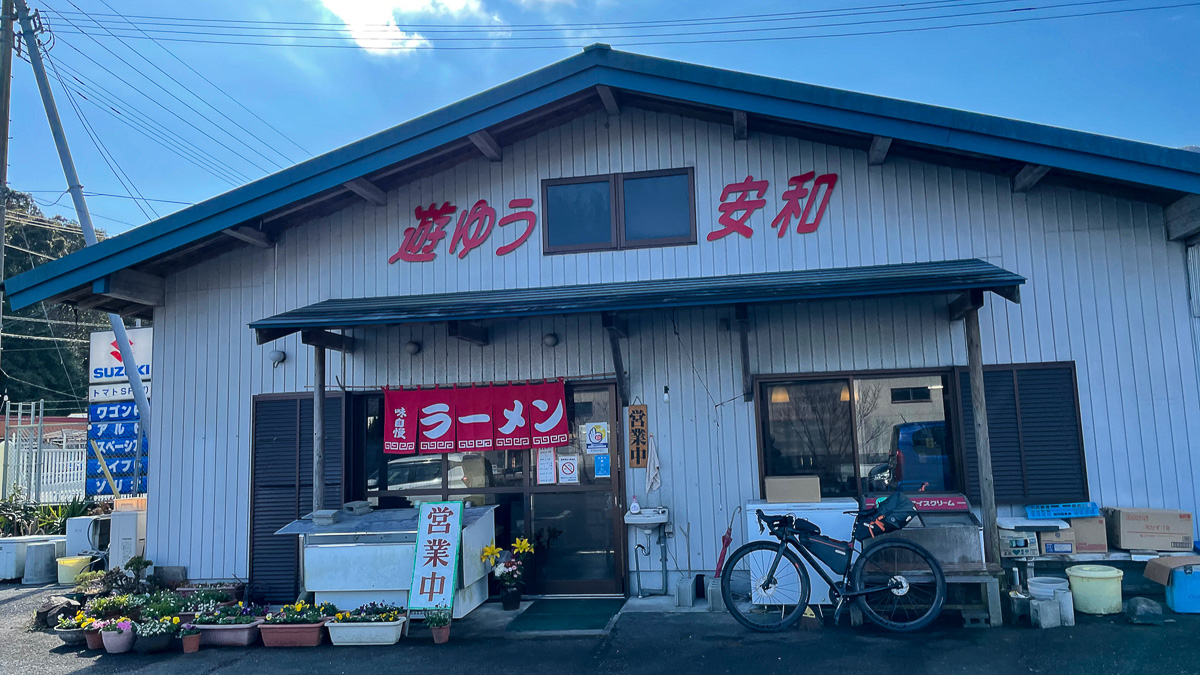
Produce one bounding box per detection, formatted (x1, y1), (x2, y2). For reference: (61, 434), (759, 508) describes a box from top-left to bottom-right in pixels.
(856, 375), (955, 493)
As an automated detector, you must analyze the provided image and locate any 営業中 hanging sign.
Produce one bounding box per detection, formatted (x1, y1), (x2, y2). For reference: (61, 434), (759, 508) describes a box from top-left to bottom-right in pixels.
(408, 501), (463, 613)
(383, 380), (567, 455)
(628, 404), (649, 469)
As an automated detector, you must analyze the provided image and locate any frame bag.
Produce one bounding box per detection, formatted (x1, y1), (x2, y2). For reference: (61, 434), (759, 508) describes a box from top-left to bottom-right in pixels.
(854, 492), (918, 541)
(808, 534), (853, 571)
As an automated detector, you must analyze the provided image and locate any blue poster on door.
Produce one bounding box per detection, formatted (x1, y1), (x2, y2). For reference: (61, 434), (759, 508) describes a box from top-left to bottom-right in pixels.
(594, 454), (611, 478)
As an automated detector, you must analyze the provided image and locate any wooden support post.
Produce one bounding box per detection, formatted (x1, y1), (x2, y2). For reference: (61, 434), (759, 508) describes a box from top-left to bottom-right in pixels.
(732, 110), (748, 141)
(313, 346), (326, 513)
(602, 312), (629, 406)
(868, 136), (892, 166)
(965, 307), (1000, 566)
(735, 304), (752, 401)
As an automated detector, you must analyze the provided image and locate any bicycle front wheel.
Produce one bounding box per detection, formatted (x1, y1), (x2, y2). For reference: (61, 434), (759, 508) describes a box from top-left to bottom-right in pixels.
(851, 539), (946, 631)
(720, 540), (811, 633)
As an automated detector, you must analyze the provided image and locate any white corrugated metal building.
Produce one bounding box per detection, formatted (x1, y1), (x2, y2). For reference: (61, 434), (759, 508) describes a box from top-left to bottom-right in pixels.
(8, 45), (1200, 600)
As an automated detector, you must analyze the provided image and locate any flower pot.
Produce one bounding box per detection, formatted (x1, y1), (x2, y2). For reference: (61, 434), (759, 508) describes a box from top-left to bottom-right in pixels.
(431, 625), (450, 644)
(179, 633), (200, 653)
(135, 632), (174, 653)
(259, 620), (327, 648)
(501, 586), (522, 611)
(83, 629), (103, 650)
(101, 629), (136, 654)
(53, 626), (86, 646)
(327, 619), (406, 646)
(196, 619), (263, 647)
(176, 611), (196, 624)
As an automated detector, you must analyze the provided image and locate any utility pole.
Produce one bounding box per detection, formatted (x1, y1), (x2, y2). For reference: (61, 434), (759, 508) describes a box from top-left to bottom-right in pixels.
(0, 0), (14, 385)
(14, 0), (151, 440)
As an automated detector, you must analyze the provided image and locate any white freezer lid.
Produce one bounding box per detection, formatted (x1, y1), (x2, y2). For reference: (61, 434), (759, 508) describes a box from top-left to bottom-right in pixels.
(747, 498), (859, 512)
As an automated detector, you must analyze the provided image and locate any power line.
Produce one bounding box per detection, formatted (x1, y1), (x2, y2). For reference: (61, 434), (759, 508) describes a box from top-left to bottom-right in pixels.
(58, 0), (291, 171)
(46, 57), (249, 184)
(0, 366), (83, 399)
(0, 333), (89, 343)
(43, 43), (158, 220)
(26, 189), (186, 205)
(44, 1), (1195, 49)
(93, 0), (309, 162)
(4, 314), (109, 328)
(15, 222), (85, 402)
(41, 20), (276, 177)
(4, 241), (54, 258)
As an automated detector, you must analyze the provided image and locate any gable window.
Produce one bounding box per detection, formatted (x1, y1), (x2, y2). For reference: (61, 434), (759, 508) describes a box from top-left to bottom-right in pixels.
(542, 168), (695, 254)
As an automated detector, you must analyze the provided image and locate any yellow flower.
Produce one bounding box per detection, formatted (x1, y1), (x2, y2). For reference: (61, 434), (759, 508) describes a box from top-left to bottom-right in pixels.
(294, 602), (304, 612)
(172, 617), (180, 624)
(237, 602), (243, 607)
(481, 542), (503, 565)
(513, 538), (534, 554)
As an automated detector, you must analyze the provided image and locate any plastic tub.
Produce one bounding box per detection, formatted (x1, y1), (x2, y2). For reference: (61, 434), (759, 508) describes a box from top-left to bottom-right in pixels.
(1028, 576), (1069, 600)
(56, 556), (92, 585)
(1066, 565), (1123, 614)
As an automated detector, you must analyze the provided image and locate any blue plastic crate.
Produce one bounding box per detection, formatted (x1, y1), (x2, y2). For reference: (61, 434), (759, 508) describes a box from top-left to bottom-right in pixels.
(1025, 502), (1100, 520)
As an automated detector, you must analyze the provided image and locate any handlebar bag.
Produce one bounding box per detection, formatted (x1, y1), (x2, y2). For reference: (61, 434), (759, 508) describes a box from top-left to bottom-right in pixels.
(853, 491), (918, 541)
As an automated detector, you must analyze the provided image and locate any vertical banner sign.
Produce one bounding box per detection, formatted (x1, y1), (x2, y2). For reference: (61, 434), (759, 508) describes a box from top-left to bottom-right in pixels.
(454, 387), (494, 450)
(528, 380), (568, 447)
(418, 388), (457, 453)
(383, 388), (420, 455)
(493, 383), (531, 450)
(409, 501), (463, 613)
(628, 404), (649, 469)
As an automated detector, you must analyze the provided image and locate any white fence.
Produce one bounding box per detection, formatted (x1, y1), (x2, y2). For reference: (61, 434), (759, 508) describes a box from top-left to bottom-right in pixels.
(3, 433), (88, 504)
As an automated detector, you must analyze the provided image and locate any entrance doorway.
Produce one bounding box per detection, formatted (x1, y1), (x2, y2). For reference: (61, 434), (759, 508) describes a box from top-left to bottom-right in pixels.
(348, 381), (625, 596)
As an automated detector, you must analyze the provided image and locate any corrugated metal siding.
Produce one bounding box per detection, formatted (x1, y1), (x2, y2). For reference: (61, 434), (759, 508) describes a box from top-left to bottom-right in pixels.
(145, 106), (1200, 580)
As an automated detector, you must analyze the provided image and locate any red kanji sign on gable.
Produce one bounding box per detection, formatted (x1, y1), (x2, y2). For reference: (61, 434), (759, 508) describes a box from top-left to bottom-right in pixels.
(455, 386), (494, 451)
(417, 388), (456, 454)
(528, 380), (568, 447)
(383, 388), (420, 455)
(770, 172), (838, 235)
(493, 383), (532, 450)
(390, 202), (455, 263)
(708, 176), (769, 241)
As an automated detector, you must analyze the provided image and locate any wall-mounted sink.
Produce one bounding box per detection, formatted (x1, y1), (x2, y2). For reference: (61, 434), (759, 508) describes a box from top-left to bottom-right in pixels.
(624, 507), (669, 531)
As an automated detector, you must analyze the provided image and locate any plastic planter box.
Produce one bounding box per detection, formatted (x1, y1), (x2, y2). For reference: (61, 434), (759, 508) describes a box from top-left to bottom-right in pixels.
(327, 619), (407, 646)
(196, 619), (264, 647)
(259, 620), (328, 647)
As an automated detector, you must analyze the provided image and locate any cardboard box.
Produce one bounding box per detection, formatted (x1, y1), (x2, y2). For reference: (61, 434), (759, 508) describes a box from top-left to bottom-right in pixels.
(1000, 529), (1040, 558)
(1104, 507), (1194, 552)
(764, 476), (821, 504)
(1039, 529), (1076, 555)
(1144, 555), (1200, 586)
(1065, 516), (1108, 553)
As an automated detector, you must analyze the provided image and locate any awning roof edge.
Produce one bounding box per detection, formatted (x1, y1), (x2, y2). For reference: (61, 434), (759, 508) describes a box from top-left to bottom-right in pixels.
(251, 259), (1023, 344)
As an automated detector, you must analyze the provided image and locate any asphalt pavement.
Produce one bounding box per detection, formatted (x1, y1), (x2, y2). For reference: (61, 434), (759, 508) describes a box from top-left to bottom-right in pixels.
(2, 581), (1198, 675)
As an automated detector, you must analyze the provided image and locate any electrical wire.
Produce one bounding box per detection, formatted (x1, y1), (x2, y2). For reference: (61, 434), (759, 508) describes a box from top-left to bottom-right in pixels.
(57, 0), (289, 171)
(4, 315), (110, 328)
(0, 333), (89, 343)
(46, 57), (249, 184)
(92, 0), (309, 162)
(0, 367), (83, 400)
(15, 223), (85, 402)
(4, 241), (55, 259)
(43, 43), (158, 220)
(44, 0), (1190, 49)
(43, 25), (274, 177)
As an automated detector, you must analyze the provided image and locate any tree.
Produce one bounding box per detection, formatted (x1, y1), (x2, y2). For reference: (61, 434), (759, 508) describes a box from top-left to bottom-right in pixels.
(2, 188), (110, 415)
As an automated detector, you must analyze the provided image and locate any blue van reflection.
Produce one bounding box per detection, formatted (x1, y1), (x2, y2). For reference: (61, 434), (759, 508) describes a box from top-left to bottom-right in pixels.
(869, 421), (953, 492)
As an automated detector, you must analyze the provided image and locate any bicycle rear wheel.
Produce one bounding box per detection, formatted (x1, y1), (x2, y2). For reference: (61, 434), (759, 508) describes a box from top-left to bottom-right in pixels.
(720, 541), (810, 633)
(851, 539), (945, 631)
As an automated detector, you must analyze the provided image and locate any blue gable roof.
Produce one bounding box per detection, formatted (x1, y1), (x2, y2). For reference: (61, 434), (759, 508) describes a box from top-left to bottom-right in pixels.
(6, 45), (1198, 311)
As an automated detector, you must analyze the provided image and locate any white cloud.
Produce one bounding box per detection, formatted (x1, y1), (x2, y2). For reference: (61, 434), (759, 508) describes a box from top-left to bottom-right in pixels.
(317, 0), (493, 55)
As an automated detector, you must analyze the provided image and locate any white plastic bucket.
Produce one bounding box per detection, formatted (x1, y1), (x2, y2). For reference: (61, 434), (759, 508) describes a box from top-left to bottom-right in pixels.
(1028, 576), (1069, 600)
(1066, 565), (1124, 615)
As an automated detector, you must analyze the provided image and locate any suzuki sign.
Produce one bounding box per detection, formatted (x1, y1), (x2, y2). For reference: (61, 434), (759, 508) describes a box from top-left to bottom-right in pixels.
(89, 327), (153, 384)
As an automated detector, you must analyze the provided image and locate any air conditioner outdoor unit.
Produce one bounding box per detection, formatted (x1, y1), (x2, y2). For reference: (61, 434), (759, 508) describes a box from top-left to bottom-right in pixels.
(109, 510), (146, 570)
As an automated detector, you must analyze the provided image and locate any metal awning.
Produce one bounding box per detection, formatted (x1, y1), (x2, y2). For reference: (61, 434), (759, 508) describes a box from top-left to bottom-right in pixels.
(250, 258), (1023, 344)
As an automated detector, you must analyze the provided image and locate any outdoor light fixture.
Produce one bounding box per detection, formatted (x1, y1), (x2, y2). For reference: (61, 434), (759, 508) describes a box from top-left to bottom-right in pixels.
(542, 333), (560, 347)
(404, 341), (422, 355)
(268, 349), (287, 368)
(663, 385), (670, 403)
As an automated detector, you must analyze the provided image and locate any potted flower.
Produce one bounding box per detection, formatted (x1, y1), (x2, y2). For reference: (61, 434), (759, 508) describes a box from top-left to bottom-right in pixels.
(326, 603), (406, 646)
(177, 581), (244, 598)
(178, 624), (201, 654)
(192, 602), (267, 647)
(424, 605), (452, 644)
(53, 611), (88, 646)
(134, 616), (179, 653)
(259, 601), (330, 647)
(482, 537), (535, 610)
(178, 589), (232, 622)
(80, 615), (103, 650)
(97, 617), (136, 654)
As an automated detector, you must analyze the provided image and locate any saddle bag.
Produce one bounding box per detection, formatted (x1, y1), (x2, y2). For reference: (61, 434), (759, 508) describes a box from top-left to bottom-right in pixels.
(853, 492), (919, 541)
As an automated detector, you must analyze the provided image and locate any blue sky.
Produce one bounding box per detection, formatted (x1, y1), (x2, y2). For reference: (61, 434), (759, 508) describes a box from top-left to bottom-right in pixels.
(8, 0), (1198, 232)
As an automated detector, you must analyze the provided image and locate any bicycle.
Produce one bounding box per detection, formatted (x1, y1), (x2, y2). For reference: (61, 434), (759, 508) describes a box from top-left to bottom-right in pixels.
(720, 493), (946, 633)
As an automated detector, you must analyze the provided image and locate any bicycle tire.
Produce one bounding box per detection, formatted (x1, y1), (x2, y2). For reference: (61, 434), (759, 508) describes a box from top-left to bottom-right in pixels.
(851, 539), (946, 632)
(720, 540), (811, 633)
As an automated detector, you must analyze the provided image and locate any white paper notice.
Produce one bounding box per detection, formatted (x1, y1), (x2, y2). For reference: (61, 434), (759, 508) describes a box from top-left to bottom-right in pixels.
(557, 454), (580, 485)
(581, 422), (609, 454)
(537, 448), (557, 485)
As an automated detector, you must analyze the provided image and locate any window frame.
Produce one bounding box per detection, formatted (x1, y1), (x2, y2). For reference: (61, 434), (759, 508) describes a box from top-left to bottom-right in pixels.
(541, 167), (697, 255)
(753, 368), (962, 500)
